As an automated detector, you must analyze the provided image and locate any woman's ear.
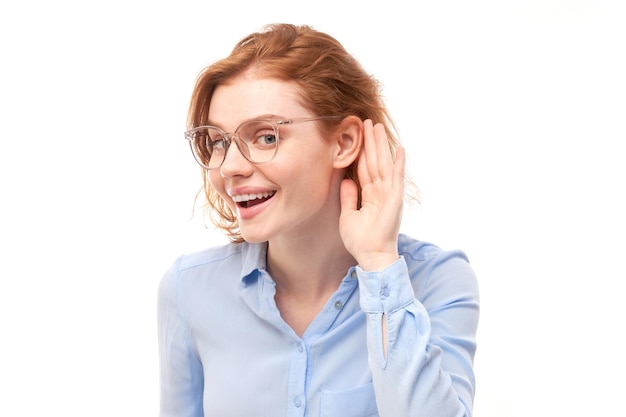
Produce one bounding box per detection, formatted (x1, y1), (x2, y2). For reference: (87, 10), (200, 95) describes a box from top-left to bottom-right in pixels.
(332, 116), (363, 169)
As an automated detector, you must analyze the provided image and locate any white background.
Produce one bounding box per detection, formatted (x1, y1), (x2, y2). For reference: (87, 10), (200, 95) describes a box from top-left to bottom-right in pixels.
(1, 1), (624, 416)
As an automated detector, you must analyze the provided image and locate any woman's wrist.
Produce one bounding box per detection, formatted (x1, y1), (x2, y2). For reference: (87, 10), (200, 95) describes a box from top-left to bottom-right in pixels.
(357, 252), (400, 272)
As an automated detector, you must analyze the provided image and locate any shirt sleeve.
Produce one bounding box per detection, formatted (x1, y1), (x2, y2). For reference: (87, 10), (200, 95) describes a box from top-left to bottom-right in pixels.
(157, 259), (204, 417)
(357, 250), (479, 417)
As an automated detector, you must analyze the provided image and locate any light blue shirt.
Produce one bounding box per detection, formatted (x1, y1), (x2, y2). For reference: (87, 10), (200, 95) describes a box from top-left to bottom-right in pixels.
(157, 234), (479, 417)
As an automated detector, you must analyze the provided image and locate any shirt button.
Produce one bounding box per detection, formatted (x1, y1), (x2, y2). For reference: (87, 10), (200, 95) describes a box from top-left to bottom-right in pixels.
(350, 270), (357, 279)
(381, 286), (390, 297)
(298, 343), (304, 353)
(334, 300), (343, 310)
(294, 398), (302, 407)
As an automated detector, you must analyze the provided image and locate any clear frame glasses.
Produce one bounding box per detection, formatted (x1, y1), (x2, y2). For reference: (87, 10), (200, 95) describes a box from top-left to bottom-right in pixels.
(184, 116), (343, 170)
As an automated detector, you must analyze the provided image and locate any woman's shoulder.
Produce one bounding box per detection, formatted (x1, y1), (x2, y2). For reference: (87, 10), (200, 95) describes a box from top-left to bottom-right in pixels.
(398, 233), (478, 298)
(163, 241), (265, 279)
(176, 242), (246, 271)
(158, 241), (267, 306)
(397, 232), (475, 278)
(398, 233), (469, 262)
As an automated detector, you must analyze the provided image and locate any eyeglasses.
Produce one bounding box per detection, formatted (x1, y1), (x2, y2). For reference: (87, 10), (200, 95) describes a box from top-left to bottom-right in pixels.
(184, 116), (343, 170)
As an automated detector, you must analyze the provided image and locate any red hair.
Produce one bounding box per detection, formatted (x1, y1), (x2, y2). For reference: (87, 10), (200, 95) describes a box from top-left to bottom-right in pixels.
(187, 23), (413, 242)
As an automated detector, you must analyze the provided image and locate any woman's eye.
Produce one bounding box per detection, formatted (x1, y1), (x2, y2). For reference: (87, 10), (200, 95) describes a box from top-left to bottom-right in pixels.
(255, 133), (277, 146)
(210, 138), (227, 152)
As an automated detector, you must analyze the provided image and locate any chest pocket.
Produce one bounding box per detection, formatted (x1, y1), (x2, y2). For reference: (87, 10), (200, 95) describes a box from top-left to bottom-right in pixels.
(320, 382), (379, 417)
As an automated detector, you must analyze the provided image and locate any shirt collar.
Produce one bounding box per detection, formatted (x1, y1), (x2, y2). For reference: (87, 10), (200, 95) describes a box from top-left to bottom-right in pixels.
(240, 241), (269, 285)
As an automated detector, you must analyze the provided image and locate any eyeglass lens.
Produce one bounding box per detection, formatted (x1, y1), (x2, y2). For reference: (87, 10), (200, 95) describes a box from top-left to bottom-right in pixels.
(191, 121), (279, 169)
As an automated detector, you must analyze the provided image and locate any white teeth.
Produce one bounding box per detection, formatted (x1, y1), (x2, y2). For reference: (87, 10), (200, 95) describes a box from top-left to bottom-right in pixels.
(231, 191), (275, 203)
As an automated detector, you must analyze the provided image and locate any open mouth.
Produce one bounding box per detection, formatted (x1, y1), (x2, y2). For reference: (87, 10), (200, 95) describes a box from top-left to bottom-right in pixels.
(232, 191), (276, 209)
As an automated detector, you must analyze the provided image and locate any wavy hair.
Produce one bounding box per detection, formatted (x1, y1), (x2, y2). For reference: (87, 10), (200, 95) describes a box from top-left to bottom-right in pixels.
(187, 23), (416, 242)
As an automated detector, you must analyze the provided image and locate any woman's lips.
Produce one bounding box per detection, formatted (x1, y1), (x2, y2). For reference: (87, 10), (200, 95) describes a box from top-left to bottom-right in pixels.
(231, 191), (277, 208)
(228, 190), (277, 219)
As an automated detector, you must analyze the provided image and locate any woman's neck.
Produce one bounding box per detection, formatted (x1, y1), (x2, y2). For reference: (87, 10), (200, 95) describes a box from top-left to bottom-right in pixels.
(267, 228), (356, 337)
(266, 228), (355, 301)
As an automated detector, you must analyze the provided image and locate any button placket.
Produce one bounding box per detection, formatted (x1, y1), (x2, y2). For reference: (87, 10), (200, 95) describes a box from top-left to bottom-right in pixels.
(285, 338), (307, 416)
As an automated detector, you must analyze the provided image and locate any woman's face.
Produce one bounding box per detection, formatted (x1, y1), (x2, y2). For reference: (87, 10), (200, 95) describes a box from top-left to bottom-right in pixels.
(207, 73), (343, 243)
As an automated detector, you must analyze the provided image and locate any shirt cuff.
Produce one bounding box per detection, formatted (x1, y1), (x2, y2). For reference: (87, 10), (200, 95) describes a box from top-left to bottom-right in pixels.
(356, 257), (415, 313)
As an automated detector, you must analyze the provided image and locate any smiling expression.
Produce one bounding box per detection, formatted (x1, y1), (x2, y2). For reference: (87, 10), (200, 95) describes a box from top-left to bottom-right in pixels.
(207, 72), (345, 243)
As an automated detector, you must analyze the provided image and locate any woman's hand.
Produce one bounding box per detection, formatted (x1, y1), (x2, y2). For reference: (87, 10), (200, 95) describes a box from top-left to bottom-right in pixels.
(339, 119), (406, 271)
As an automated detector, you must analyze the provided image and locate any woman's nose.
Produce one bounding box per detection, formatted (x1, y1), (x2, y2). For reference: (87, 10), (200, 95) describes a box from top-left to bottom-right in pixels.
(219, 139), (254, 178)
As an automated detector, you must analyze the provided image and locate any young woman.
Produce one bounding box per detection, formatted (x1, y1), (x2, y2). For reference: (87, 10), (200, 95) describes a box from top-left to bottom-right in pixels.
(158, 23), (479, 417)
